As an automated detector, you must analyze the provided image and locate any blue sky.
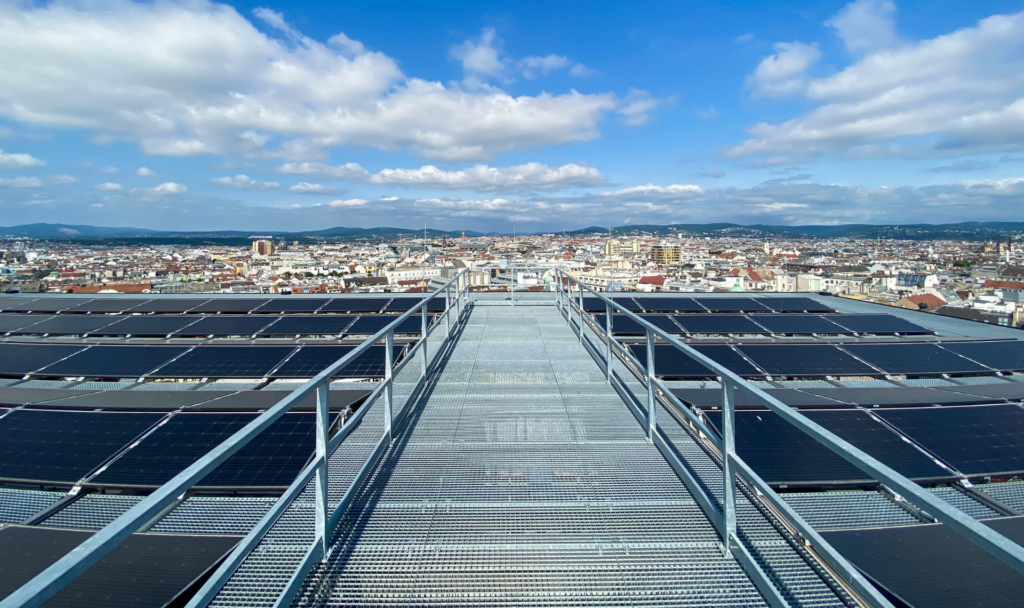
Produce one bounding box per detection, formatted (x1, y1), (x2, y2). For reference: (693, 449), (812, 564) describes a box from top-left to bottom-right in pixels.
(0, 0), (1023, 232)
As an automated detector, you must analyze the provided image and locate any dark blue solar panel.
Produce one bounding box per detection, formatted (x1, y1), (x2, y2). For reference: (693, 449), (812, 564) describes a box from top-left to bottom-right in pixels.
(635, 297), (706, 312)
(3, 299), (86, 313)
(628, 344), (760, 377)
(271, 345), (402, 378)
(585, 297), (642, 313)
(825, 314), (932, 335)
(383, 298), (419, 312)
(737, 344), (880, 376)
(175, 316), (279, 336)
(673, 315), (771, 335)
(754, 297), (834, 313)
(940, 341), (1024, 372)
(841, 343), (992, 375)
(187, 299), (268, 314)
(0, 297), (39, 312)
(0, 314), (53, 333)
(91, 412), (316, 488)
(125, 298), (210, 313)
(89, 315), (203, 336)
(0, 409), (163, 483)
(346, 315), (426, 335)
(0, 343), (88, 375)
(37, 346), (190, 378)
(318, 298), (391, 313)
(151, 346), (297, 378)
(257, 316), (356, 336)
(8, 315), (123, 335)
(876, 404), (1024, 477)
(62, 299), (152, 314)
(694, 298), (771, 312)
(703, 409), (950, 485)
(582, 297), (607, 312)
(594, 314), (681, 335)
(751, 315), (852, 335)
(690, 344), (764, 376)
(251, 299), (329, 314)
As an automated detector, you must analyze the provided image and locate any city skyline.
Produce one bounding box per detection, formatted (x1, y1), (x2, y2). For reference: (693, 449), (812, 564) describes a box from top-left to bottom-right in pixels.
(1, 0), (1023, 231)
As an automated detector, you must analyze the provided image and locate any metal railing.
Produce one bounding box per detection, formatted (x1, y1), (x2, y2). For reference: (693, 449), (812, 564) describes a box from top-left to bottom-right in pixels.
(1, 269), (472, 608)
(554, 269), (1024, 608)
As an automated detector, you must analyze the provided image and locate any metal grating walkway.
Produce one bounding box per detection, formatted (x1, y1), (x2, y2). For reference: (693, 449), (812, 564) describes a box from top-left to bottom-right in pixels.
(210, 304), (851, 607)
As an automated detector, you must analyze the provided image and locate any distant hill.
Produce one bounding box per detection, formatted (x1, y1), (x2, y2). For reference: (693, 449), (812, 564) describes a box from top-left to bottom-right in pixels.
(0, 224), (496, 242)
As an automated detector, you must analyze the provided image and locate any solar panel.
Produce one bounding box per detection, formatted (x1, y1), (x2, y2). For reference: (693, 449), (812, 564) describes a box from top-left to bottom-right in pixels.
(150, 346), (296, 378)
(841, 343), (992, 375)
(88, 315), (202, 336)
(754, 297), (834, 313)
(582, 297), (608, 313)
(37, 346), (190, 378)
(191, 389), (370, 412)
(875, 404), (1024, 477)
(940, 340), (1024, 372)
(270, 344), (402, 378)
(691, 344), (764, 376)
(383, 298), (420, 312)
(256, 315), (356, 336)
(0, 526), (242, 608)
(3, 299), (87, 313)
(187, 298), (268, 314)
(0, 409), (163, 483)
(61, 298), (152, 314)
(318, 297), (391, 313)
(584, 297), (642, 313)
(750, 314), (852, 335)
(671, 388), (849, 409)
(628, 344), (760, 377)
(91, 412), (316, 487)
(693, 297), (771, 312)
(703, 409), (951, 485)
(0, 343), (88, 376)
(0, 387), (98, 406)
(174, 315), (280, 336)
(635, 297), (706, 312)
(937, 383), (1024, 402)
(673, 315), (771, 335)
(0, 314), (53, 333)
(346, 315), (427, 335)
(821, 518), (1024, 608)
(251, 299), (329, 314)
(593, 314), (681, 335)
(609, 297), (643, 312)
(804, 386), (996, 407)
(737, 344), (880, 377)
(0, 297), (39, 312)
(825, 313), (932, 334)
(40, 390), (227, 411)
(127, 298), (211, 313)
(8, 315), (123, 335)
(427, 297), (447, 313)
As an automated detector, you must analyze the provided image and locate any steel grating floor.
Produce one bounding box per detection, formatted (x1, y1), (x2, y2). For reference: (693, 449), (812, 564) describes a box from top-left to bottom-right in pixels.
(206, 303), (854, 607)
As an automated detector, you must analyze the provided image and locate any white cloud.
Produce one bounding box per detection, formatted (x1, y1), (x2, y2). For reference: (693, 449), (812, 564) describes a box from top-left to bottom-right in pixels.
(138, 182), (187, 195)
(48, 175), (77, 185)
(747, 41), (821, 98)
(450, 28), (506, 78)
(0, 177), (42, 187)
(826, 0), (899, 54)
(136, 167), (157, 177)
(616, 89), (665, 126)
(277, 161), (607, 192)
(95, 182), (123, 191)
(735, 33), (755, 44)
(0, 149), (44, 169)
(211, 174), (280, 189)
(0, 3), (626, 162)
(569, 63), (597, 77)
(325, 198), (367, 207)
(98, 166), (119, 174)
(289, 182), (337, 195)
(696, 105), (718, 120)
(517, 54), (570, 80)
(726, 10), (1024, 162)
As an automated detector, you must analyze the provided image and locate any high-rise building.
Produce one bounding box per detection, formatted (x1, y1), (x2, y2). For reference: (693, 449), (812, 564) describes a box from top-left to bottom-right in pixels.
(651, 244), (681, 265)
(604, 239), (640, 256)
(252, 239), (274, 256)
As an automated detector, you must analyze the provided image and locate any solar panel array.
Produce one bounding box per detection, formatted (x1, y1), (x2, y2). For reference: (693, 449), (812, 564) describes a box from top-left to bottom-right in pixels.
(584, 295), (833, 314)
(0, 295), (446, 315)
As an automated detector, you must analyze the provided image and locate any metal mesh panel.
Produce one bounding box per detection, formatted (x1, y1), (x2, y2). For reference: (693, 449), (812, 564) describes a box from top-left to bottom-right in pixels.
(974, 480), (1024, 514)
(41, 494), (144, 530)
(781, 491), (921, 530)
(928, 486), (1001, 519)
(0, 488), (65, 524)
(150, 496), (277, 535)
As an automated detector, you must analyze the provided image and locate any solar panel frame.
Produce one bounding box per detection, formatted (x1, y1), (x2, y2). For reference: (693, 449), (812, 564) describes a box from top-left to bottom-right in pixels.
(737, 344), (881, 377)
(126, 298), (211, 314)
(939, 340), (1024, 372)
(173, 315), (280, 337)
(256, 315), (356, 336)
(841, 343), (993, 375)
(673, 315), (772, 335)
(0, 409), (164, 484)
(318, 297), (392, 313)
(186, 298), (269, 314)
(269, 344), (403, 378)
(825, 313), (932, 335)
(608, 297), (643, 312)
(693, 297), (771, 313)
(345, 315), (427, 335)
(750, 314), (853, 335)
(90, 412), (317, 488)
(0, 314), (54, 333)
(250, 299), (330, 314)
(61, 299), (153, 314)
(88, 315), (203, 337)
(0, 297), (40, 312)
(4, 299), (89, 313)
(628, 343), (762, 377)
(0, 343), (89, 376)
(37, 345), (191, 378)
(8, 315), (124, 336)
(149, 345), (297, 378)
(754, 297), (835, 313)
(383, 298), (419, 312)
(875, 404), (1024, 477)
(804, 386), (996, 407)
(594, 314), (682, 335)
(634, 297), (707, 312)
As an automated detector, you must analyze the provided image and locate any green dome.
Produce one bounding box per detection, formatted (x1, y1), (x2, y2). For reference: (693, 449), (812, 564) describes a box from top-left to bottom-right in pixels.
(544, 275), (554, 283)
(728, 283), (745, 292)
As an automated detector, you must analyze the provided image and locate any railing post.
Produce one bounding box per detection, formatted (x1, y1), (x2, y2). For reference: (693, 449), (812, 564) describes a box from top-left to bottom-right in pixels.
(384, 330), (394, 444)
(420, 305), (428, 377)
(511, 268), (515, 307)
(314, 382), (330, 560)
(605, 301), (613, 383)
(722, 380), (737, 554)
(445, 285), (451, 337)
(578, 282), (584, 342)
(645, 328), (656, 441)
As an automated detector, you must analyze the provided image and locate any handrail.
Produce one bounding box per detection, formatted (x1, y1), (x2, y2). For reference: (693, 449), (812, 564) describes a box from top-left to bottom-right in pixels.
(556, 268), (1024, 606)
(0, 269), (471, 608)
